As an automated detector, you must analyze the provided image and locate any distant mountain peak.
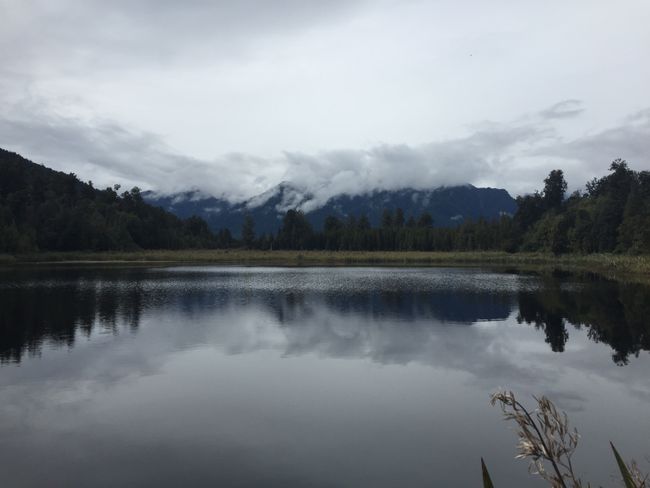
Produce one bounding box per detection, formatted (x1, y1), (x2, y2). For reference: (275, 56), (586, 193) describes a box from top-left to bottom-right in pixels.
(245, 180), (312, 211)
(144, 183), (517, 237)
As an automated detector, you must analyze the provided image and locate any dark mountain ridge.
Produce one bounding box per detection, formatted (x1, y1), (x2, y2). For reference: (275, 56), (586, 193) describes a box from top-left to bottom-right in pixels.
(2, 148), (647, 255)
(145, 182), (517, 236)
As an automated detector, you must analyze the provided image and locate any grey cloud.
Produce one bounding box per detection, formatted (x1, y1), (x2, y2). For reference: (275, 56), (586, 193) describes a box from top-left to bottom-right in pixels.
(2, 96), (648, 204)
(286, 123), (548, 209)
(0, 96), (282, 200)
(0, 109), (193, 189)
(539, 99), (585, 119)
(0, 100), (544, 203)
(534, 110), (650, 176)
(2, 0), (648, 204)
(1, 0), (371, 76)
(627, 108), (650, 122)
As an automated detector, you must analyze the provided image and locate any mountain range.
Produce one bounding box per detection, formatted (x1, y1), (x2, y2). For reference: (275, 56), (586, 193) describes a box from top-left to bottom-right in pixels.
(144, 182), (517, 236)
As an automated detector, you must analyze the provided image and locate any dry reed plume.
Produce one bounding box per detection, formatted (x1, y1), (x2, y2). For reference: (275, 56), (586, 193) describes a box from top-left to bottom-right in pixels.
(486, 390), (648, 488)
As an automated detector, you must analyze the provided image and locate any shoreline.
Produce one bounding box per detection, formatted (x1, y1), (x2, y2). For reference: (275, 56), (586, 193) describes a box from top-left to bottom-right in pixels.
(1, 250), (649, 282)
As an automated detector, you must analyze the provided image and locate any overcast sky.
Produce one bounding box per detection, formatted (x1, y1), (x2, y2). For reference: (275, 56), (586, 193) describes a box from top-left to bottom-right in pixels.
(1, 0), (649, 202)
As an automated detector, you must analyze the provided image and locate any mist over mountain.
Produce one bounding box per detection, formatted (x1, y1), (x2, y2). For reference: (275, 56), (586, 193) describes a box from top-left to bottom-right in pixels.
(145, 182), (517, 236)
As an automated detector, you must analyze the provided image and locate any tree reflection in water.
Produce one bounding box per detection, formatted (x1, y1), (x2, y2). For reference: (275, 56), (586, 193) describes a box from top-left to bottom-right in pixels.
(1, 267), (648, 366)
(516, 272), (650, 364)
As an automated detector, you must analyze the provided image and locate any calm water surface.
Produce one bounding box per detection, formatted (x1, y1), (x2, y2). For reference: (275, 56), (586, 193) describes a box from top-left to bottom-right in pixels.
(1, 266), (649, 487)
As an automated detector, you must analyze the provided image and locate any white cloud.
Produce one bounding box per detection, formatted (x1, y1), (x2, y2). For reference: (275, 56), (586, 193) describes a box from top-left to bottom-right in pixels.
(2, 93), (647, 205)
(1, 0), (649, 203)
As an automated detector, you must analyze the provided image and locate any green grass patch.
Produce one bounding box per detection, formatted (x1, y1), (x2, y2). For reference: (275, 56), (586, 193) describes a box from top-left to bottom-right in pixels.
(3, 250), (650, 282)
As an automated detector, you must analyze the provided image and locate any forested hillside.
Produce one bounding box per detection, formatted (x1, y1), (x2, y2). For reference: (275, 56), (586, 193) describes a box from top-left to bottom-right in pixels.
(1, 148), (647, 255)
(0, 148), (220, 252)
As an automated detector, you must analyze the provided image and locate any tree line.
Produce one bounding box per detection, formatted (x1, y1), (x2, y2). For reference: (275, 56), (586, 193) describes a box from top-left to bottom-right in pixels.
(238, 159), (650, 254)
(1, 147), (648, 255)
(0, 148), (223, 252)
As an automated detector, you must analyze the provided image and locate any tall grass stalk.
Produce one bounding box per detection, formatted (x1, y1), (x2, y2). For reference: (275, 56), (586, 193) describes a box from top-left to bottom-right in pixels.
(484, 391), (648, 487)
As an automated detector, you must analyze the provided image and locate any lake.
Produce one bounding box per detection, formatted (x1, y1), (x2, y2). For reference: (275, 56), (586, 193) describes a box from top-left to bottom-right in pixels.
(1, 266), (649, 487)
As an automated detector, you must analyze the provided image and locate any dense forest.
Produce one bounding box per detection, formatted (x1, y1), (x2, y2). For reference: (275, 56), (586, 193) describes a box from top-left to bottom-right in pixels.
(242, 159), (650, 254)
(1, 147), (648, 254)
(0, 148), (224, 252)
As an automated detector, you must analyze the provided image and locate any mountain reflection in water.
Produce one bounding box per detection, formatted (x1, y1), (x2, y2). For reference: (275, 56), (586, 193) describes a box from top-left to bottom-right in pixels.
(1, 266), (648, 365)
(1, 266), (650, 488)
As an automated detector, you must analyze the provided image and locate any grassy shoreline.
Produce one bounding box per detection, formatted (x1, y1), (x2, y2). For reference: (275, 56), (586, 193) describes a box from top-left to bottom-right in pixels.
(1, 250), (649, 281)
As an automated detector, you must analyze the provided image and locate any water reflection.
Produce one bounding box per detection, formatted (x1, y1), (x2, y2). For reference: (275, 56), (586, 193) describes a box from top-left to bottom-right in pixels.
(1, 267), (648, 366)
(1, 266), (650, 488)
(516, 272), (650, 364)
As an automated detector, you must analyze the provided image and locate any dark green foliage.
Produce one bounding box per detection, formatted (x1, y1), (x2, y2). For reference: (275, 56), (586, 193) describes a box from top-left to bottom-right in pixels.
(394, 208), (405, 228)
(215, 228), (235, 248)
(481, 458), (495, 488)
(516, 162), (649, 254)
(254, 210), (516, 252)
(277, 209), (313, 250)
(260, 160), (648, 254)
(3, 148), (648, 255)
(241, 214), (255, 249)
(358, 214), (371, 230)
(610, 443), (640, 488)
(417, 212), (433, 228)
(514, 192), (545, 232)
(381, 208), (393, 228)
(0, 148), (218, 252)
(542, 169), (567, 210)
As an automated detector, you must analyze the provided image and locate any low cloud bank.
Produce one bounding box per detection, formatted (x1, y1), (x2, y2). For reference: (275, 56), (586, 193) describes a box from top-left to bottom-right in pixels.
(1, 98), (648, 206)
